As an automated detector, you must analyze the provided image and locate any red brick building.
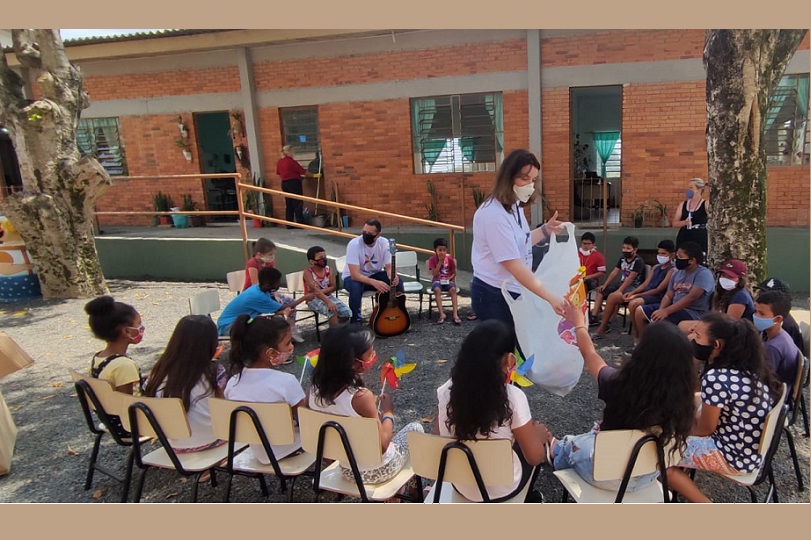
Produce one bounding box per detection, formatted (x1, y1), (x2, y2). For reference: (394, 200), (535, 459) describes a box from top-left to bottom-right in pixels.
(3, 29), (809, 228)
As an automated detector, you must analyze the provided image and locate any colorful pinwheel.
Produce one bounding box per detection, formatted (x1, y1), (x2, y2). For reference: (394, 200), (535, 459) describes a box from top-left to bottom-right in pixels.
(380, 349), (416, 391)
(509, 350), (534, 387)
(297, 347), (320, 384)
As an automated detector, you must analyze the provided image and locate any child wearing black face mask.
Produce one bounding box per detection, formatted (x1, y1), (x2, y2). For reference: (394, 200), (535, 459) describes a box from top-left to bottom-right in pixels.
(589, 236), (644, 327)
(303, 245), (352, 327)
(667, 312), (783, 503)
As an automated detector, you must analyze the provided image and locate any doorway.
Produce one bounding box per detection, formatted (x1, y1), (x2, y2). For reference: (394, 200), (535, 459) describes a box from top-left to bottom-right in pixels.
(570, 86), (622, 225)
(194, 111), (237, 222)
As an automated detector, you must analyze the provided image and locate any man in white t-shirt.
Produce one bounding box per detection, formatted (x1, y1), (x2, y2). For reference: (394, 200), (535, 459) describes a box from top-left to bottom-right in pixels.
(342, 218), (403, 324)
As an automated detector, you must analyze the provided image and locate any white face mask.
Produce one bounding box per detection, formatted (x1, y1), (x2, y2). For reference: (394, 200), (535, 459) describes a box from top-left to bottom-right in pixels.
(513, 183), (535, 203)
(719, 277), (737, 291)
(579, 248), (593, 256)
(657, 255), (671, 265)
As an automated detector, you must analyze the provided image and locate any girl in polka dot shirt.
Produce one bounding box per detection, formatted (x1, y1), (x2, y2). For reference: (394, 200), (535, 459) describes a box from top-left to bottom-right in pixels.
(667, 312), (783, 502)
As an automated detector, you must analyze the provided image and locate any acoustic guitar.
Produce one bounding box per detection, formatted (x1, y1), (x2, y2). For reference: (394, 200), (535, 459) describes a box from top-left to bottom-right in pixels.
(370, 239), (411, 337)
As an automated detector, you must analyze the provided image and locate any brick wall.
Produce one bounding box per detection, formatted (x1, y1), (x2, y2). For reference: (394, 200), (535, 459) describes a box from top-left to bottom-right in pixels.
(540, 87), (571, 221)
(767, 166), (811, 226)
(83, 66), (240, 100)
(253, 39), (527, 91)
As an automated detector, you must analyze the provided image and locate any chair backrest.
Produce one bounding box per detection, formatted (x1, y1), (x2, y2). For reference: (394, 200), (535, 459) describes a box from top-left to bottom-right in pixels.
(226, 270), (246, 294)
(407, 432), (514, 487)
(757, 383), (788, 460)
(285, 271), (305, 296)
(334, 256), (346, 274)
(592, 429), (661, 482)
(298, 407), (382, 468)
(118, 394), (192, 440)
(189, 289), (220, 317)
(644, 264), (652, 281)
(208, 397), (296, 446)
(790, 350), (806, 408)
(798, 320), (810, 358)
(69, 369), (125, 417)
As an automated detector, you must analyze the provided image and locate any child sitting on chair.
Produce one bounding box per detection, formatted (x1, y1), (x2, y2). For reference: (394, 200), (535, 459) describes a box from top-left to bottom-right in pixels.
(754, 290), (801, 397)
(243, 238), (304, 343)
(589, 236), (645, 327)
(85, 295), (144, 395)
(427, 238), (460, 325)
(302, 245), (351, 328)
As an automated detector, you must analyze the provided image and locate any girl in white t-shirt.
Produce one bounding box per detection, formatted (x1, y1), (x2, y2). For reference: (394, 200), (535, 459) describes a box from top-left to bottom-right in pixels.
(144, 315), (227, 453)
(436, 319), (552, 501)
(224, 314), (307, 464)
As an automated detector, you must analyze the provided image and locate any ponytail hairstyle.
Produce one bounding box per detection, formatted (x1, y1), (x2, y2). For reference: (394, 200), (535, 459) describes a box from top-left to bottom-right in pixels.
(701, 312), (783, 404)
(84, 295), (139, 342)
(143, 315), (219, 411)
(228, 314), (291, 378)
(310, 324), (372, 406)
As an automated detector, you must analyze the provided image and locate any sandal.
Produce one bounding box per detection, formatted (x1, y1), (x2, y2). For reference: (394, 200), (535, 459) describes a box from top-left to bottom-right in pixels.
(437, 317), (446, 325)
(453, 317), (462, 325)
(466, 313), (478, 321)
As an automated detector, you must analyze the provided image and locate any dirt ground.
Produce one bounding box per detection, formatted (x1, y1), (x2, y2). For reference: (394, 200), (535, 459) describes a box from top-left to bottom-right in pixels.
(0, 280), (808, 503)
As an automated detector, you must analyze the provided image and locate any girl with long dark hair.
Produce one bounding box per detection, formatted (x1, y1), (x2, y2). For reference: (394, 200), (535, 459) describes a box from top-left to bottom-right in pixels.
(437, 319), (552, 501)
(551, 303), (697, 491)
(144, 315), (226, 453)
(223, 314), (307, 464)
(308, 324), (423, 484)
(667, 312), (783, 502)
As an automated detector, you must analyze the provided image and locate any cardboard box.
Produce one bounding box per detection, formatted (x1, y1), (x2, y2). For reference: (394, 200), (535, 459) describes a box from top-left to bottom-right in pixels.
(0, 331), (35, 476)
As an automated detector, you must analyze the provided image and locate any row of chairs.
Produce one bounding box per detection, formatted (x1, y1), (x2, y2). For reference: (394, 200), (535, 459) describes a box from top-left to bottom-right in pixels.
(72, 364), (802, 503)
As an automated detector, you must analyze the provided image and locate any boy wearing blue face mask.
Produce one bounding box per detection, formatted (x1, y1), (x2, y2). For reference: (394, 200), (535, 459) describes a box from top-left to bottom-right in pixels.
(754, 290), (800, 397)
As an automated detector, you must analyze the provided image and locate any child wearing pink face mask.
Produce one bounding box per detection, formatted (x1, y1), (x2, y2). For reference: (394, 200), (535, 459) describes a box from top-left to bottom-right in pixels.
(224, 314), (308, 465)
(308, 324), (424, 484)
(303, 245), (351, 327)
(85, 295), (144, 395)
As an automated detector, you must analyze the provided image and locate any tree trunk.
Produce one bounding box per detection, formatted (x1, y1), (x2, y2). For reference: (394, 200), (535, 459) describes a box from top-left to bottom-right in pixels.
(704, 29), (807, 284)
(0, 29), (111, 298)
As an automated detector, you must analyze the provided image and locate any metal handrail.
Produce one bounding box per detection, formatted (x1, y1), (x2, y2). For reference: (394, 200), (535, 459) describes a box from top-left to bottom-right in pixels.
(93, 173), (464, 264)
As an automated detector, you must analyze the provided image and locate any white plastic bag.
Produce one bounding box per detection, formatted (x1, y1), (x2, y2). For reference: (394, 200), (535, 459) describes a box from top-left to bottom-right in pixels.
(502, 222), (586, 396)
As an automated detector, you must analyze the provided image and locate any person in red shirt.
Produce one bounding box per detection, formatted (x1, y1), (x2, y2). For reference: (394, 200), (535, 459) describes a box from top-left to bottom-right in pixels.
(578, 232), (607, 293)
(276, 145), (314, 228)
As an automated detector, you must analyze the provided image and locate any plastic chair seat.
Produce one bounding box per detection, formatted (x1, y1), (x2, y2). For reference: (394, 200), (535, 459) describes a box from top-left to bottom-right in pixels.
(316, 457), (416, 501)
(141, 442), (238, 472)
(423, 478), (534, 504)
(553, 469), (665, 503)
(231, 447), (316, 477)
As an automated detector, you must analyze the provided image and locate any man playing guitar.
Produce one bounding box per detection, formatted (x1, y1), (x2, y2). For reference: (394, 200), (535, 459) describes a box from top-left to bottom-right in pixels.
(341, 218), (404, 325)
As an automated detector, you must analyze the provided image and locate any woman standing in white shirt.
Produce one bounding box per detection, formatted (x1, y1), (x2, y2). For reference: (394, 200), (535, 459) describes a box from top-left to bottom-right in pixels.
(471, 149), (566, 327)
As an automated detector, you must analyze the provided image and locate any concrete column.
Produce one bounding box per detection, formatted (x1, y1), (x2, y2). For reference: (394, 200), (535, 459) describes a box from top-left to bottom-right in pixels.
(527, 30), (544, 226)
(236, 47), (265, 179)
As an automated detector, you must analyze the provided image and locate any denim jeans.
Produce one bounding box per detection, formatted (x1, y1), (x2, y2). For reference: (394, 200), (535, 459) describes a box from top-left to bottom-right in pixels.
(552, 425), (659, 492)
(342, 270), (403, 323)
(470, 277), (519, 327)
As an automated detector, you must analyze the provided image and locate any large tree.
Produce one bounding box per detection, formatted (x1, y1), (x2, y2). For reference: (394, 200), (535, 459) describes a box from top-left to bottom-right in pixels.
(0, 29), (110, 298)
(704, 29), (807, 284)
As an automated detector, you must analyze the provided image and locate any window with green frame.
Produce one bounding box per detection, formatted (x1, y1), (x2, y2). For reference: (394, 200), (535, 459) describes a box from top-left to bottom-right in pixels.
(764, 73), (809, 166)
(411, 92), (504, 174)
(280, 106), (320, 168)
(77, 117), (128, 175)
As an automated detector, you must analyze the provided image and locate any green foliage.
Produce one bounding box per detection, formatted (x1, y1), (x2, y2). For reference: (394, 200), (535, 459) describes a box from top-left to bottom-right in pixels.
(472, 186), (485, 209)
(425, 179), (439, 221)
(180, 194), (197, 211)
(153, 191), (171, 212)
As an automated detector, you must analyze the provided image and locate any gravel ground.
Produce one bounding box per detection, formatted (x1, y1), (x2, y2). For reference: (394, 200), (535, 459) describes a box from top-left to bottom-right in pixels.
(0, 280), (808, 503)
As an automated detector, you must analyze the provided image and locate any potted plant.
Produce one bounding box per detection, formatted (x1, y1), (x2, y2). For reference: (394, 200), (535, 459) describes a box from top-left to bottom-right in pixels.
(153, 191), (172, 226)
(243, 189), (262, 227)
(175, 137), (192, 161)
(176, 115), (189, 137)
(181, 194), (205, 227)
(630, 203), (647, 228)
(650, 199), (670, 227)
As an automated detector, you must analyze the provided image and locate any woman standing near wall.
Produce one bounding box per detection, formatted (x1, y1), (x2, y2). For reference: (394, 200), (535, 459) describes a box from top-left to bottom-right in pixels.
(673, 178), (710, 256)
(276, 145), (313, 228)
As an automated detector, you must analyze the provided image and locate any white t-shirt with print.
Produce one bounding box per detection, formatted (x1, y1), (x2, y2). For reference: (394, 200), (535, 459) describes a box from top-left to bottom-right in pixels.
(223, 368), (306, 464)
(342, 235), (392, 279)
(472, 198), (532, 294)
(436, 379), (533, 501)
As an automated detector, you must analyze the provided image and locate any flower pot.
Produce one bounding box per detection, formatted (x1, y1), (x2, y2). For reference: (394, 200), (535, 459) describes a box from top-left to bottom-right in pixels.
(311, 214), (326, 228)
(633, 216), (643, 228)
(252, 218), (263, 228)
(159, 216), (172, 226)
(191, 216), (206, 227)
(171, 214), (189, 229)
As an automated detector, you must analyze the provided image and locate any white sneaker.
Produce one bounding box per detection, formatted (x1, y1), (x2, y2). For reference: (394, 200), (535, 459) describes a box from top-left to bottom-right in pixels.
(292, 333), (305, 344)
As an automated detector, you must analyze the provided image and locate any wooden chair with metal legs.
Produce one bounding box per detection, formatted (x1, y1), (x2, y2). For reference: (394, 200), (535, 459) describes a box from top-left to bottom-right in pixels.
(688, 383), (789, 503)
(284, 271), (329, 342)
(553, 429), (672, 503)
(407, 432), (540, 503)
(69, 370), (138, 503)
(119, 394), (235, 503)
(782, 353), (809, 490)
(208, 397), (316, 502)
(298, 407), (420, 503)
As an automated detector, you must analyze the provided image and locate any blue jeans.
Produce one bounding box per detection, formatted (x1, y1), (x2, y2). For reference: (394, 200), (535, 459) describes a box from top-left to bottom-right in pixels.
(342, 270), (403, 323)
(470, 277), (519, 327)
(553, 426), (659, 492)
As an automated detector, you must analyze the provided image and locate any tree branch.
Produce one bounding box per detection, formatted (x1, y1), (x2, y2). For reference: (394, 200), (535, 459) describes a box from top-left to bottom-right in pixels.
(11, 29), (42, 70)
